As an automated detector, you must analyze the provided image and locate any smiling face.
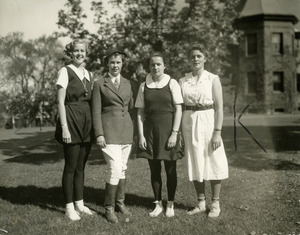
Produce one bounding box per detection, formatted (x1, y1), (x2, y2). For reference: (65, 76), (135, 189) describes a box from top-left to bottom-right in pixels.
(189, 50), (206, 71)
(150, 56), (165, 79)
(108, 54), (123, 77)
(71, 42), (86, 67)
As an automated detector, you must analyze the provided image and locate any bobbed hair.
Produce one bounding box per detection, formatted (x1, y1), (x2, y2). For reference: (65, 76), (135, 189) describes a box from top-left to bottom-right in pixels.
(187, 44), (208, 60)
(64, 38), (89, 58)
(149, 51), (165, 63)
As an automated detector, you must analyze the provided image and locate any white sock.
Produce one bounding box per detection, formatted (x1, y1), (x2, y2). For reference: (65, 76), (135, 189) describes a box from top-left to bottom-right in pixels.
(66, 202), (75, 212)
(75, 200), (84, 210)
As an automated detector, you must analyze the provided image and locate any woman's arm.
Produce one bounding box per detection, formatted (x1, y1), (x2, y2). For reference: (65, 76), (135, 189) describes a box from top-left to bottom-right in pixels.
(91, 81), (106, 148)
(211, 76), (223, 150)
(57, 87), (71, 143)
(137, 108), (147, 150)
(167, 104), (182, 148)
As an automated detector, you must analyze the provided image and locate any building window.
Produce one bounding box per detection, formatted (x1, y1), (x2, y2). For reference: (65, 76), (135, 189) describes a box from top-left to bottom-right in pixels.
(247, 72), (257, 94)
(297, 74), (300, 92)
(272, 33), (283, 54)
(246, 33), (257, 55)
(273, 72), (284, 92)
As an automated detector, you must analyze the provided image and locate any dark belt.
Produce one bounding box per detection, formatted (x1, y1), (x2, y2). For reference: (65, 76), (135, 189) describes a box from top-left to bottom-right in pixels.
(184, 104), (214, 111)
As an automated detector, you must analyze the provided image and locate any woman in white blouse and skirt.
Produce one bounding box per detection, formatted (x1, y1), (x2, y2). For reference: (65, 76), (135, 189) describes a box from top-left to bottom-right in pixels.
(179, 44), (228, 218)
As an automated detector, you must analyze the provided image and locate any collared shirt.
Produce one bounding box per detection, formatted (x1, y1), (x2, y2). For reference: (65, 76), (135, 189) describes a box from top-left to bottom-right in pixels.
(179, 70), (217, 106)
(135, 73), (183, 108)
(108, 72), (121, 85)
(56, 64), (91, 89)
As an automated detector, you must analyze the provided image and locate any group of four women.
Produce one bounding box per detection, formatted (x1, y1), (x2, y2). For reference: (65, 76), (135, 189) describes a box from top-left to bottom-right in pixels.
(55, 38), (228, 222)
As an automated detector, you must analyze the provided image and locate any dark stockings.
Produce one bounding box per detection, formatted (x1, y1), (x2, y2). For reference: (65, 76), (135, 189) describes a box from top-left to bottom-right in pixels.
(148, 159), (177, 201)
(62, 143), (91, 203)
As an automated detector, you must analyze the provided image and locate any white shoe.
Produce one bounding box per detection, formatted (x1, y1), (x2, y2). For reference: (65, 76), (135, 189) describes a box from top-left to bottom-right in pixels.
(166, 201), (174, 217)
(75, 200), (95, 215)
(65, 211), (81, 221)
(75, 205), (95, 215)
(187, 200), (206, 215)
(149, 201), (163, 217)
(208, 201), (221, 218)
(65, 202), (81, 221)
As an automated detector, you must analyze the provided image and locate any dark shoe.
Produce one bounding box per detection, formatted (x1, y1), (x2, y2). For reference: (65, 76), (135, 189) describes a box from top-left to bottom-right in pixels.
(105, 207), (119, 223)
(104, 183), (118, 223)
(116, 179), (132, 216)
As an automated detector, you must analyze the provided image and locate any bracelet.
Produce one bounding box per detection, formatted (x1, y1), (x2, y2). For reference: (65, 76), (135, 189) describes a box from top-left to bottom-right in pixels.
(61, 124), (68, 128)
(172, 130), (178, 134)
(214, 128), (222, 132)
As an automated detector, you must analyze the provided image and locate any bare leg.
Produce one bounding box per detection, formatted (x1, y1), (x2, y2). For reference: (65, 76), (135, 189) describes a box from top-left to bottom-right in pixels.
(187, 180), (206, 215)
(208, 180), (222, 218)
(210, 180), (221, 200)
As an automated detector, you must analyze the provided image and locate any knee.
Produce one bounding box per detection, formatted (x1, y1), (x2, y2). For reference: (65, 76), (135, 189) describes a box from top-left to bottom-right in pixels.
(64, 164), (76, 175)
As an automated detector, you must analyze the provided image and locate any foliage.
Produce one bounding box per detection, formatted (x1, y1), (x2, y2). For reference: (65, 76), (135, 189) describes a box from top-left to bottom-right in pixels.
(0, 33), (64, 126)
(0, 32), (36, 93)
(56, 0), (242, 80)
(57, 0), (89, 38)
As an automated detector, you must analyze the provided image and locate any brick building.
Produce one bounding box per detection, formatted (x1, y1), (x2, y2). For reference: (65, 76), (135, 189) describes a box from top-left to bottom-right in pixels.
(235, 0), (300, 113)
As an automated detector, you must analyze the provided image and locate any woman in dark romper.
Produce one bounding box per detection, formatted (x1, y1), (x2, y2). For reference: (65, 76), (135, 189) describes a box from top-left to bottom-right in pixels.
(55, 38), (94, 221)
(135, 52), (183, 217)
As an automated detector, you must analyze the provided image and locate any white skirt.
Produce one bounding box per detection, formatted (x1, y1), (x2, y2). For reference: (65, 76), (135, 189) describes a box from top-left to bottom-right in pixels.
(182, 109), (228, 182)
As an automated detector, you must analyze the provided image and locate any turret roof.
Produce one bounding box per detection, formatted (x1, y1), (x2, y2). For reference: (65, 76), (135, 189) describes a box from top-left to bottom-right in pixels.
(239, 0), (300, 30)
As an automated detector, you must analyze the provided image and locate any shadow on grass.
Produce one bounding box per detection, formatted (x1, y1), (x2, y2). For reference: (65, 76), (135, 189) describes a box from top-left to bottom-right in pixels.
(1, 130), (55, 157)
(3, 139), (107, 166)
(268, 126), (300, 152)
(0, 185), (188, 215)
(222, 126), (300, 171)
(275, 160), (300, 170)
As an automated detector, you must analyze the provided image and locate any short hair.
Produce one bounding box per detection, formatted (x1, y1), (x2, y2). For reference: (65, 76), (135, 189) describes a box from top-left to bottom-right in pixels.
(107, 52), (126, 63)
(149, 51), (165, 64)
(187, 44), (208, 59)
(64, 38), (89, 58)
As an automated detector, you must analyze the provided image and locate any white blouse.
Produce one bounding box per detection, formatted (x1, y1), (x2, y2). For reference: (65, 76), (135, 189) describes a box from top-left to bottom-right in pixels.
(179, 70), (218, 106)
(135, 73), (183, 108)
(56, 64), (91, 89)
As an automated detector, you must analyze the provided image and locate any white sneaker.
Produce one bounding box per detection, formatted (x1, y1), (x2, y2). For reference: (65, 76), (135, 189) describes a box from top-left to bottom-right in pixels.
(65, 210), (81, 221)
(75, 200), (94, 215)
(149, 201), (163, 217)
(65, 202), (81, 221)
(208, 201), (221, 218)
(166, 201), (174, 217)
(75, 205), (94, 215)
(187, 200), (206, 215)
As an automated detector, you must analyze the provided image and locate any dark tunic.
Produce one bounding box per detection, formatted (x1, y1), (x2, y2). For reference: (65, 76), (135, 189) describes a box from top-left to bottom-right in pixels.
(137, 80), (183, 161)
(55, 67), (93, 144)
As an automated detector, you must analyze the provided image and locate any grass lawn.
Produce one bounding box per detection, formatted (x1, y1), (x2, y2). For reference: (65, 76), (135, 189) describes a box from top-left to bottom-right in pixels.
(0, 121), (300, 235)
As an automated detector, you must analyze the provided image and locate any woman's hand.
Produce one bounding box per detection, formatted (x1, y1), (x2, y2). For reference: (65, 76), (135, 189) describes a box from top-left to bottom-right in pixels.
(62, 126), (71, 143)
(139, 136), (147, 150)
(179, 133), (184, 148)
(96, 136), (106, 148)
(167, 132), (177, 149)
(211, 131), (221, 151)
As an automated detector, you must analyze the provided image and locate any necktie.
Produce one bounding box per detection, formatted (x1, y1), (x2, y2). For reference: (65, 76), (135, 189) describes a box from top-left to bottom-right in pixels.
(114, 78), (120, 90)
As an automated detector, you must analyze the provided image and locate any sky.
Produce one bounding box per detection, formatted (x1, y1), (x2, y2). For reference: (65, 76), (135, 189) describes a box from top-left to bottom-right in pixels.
(0, 0), (187, 43)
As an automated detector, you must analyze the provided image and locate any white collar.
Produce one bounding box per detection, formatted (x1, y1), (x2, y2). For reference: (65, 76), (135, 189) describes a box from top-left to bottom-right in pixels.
(185, 70), (207, 83)
(108, 73), (121, 81)
(67, 64), (90, 81)
(145, 73), (171, 88)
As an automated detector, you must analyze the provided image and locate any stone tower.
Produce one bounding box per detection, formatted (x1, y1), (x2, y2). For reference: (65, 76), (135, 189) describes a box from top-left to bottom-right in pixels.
(235, 0), (299, 113)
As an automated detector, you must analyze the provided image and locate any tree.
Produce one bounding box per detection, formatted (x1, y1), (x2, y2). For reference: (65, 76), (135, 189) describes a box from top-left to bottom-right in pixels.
(57, 0), (89, 38)
(56, 0), (242, 79)
(0, 34), (64, 127)
(0, 32), (36, 93)
(168, 0), (242, 76)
